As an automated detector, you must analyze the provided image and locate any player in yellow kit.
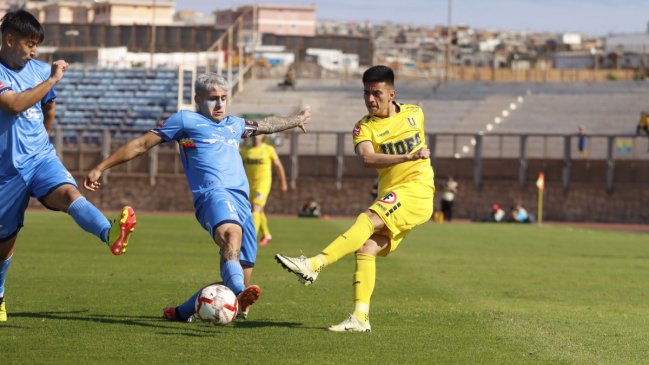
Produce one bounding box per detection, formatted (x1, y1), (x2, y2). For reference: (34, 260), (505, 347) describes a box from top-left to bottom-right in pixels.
(241, 134), (288, 246)
(275, 65), (435, 332)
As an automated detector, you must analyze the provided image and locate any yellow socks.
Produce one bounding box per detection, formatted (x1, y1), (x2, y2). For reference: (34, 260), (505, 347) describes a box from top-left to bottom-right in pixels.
(308, 213), (375, 270)
(252, 211), (261, 237)
(260, 212), (270, 237)
(352, 253), (375, 322)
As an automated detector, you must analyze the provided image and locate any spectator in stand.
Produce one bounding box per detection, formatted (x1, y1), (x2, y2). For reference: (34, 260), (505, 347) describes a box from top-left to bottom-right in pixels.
(489, 203), (506, 222)
(577, 125), (587, 157)
(441, 177), (458, 222)
(298, 197), (321, 218)
(511, 203), (531, 223)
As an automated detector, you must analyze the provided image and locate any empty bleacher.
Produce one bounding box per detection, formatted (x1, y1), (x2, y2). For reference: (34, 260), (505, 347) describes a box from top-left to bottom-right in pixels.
(54, 67), (188, 142)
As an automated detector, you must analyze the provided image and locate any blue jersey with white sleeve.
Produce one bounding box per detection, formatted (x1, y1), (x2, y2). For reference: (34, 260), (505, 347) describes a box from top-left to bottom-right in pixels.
(0, 59), (56, 179)
(152, 110), (252, 201)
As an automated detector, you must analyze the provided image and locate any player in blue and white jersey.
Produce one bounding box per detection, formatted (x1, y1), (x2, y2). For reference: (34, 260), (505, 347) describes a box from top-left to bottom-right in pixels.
(84, 72), (311, 320)
(0, 11), (137, 322)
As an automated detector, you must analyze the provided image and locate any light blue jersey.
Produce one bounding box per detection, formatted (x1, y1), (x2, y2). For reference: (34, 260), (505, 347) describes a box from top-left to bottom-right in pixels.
(0, 59), (79, 241)
(152, 110), (258, 266)
(152, 110), (251, 201)
(0, 58), (56, 180)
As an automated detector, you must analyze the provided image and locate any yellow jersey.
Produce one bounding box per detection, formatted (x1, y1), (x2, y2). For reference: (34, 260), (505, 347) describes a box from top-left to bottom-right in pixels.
(353, 102), (435, 194)
(240, 143), (279, 188)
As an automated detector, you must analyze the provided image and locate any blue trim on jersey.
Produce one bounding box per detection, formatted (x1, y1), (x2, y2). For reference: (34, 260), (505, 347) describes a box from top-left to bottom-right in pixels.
(213, 219), (242, 231)
(0, 227), (20, 242)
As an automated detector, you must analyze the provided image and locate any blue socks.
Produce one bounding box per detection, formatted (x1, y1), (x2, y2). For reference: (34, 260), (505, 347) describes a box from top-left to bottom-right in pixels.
(175, 289), (201, 321)
(221, 260), (245, 295)
(67, 197), (111, 243)
(0, 255), (11, 298)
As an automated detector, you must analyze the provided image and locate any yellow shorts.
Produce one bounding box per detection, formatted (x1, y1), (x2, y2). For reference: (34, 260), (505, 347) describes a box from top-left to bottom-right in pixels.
(369, 182), (434, 256)
(249, 183), (271, 207)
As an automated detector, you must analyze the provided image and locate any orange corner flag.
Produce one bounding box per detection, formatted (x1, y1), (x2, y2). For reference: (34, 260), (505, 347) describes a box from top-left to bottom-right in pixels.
(536, 172), (545, 191)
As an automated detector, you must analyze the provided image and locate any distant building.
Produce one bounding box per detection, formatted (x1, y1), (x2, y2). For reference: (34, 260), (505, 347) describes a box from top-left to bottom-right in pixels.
(34, 0), (175, 25)
(605, 33), (649, 54)
(215, 4), (317, 37)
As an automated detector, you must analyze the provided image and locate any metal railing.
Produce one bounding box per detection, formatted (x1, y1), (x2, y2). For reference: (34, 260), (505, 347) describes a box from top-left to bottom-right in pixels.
(53, 126), (649, 193)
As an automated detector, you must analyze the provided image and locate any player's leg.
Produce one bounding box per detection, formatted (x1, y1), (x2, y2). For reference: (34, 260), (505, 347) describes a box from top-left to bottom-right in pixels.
(0, 235), (17, 322)
(34, 155), (135, 255)
(250, 187), (271, 245)
(213, 222), (246, 295)
(237, 214), (260, 319)
(0, 173), (31, 322)
(328, 234), (390, 333)
(275, 209), (382, 285)
(251, 203), (263, 240)
(258, 210), (272, 246)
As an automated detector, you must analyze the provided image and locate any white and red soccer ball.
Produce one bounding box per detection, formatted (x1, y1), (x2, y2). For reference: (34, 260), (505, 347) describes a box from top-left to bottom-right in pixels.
(194, 284), (238, 325)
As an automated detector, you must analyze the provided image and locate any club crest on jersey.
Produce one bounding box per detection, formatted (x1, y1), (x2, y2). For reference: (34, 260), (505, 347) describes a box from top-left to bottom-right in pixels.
(353, 125), (361, 137)
(407, 116), (416, 127)
(226, 125), (236, 134)
(378, 191), (397, 204)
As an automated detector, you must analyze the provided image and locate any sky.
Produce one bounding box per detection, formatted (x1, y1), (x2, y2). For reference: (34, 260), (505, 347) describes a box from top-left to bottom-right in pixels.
(176, 0), (649, 36)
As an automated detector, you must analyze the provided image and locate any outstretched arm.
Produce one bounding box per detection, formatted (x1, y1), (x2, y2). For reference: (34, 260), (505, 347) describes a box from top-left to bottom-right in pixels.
(252, 106), (311, 135)
(355, 141), (430, 169)
(84, 131), (164, 191)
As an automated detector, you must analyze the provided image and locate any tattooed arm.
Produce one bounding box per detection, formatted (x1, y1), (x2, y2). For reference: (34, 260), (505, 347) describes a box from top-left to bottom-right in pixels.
(246, 106), (311, 136)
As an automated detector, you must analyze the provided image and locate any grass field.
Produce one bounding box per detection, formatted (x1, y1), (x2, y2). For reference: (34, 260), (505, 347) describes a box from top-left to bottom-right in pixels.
(1, 211), (649, 364)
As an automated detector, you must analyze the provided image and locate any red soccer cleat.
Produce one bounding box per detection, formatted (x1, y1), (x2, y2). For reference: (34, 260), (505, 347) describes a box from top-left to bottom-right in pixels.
(108, 206), (136, 256)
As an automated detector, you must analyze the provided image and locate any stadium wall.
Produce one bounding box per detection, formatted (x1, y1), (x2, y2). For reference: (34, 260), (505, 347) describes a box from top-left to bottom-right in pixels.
(35, 157), (648, 224)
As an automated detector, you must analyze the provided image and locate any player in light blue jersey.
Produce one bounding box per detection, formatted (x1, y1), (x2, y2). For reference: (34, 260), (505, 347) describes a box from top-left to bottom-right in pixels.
(0, 11), (136, 322)
(84, 72), (311, 320)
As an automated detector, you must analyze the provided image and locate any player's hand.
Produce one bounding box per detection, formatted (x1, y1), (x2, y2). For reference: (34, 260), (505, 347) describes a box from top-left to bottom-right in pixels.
(49, 60), (69, 83)
(411, 148), (430, 160)
(83, 168), (103, 192)
(297, 106), (311, 133)
(280, 182), (288, 193)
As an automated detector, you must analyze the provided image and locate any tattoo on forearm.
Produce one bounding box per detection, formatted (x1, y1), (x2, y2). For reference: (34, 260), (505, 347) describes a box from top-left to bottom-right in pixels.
(255, 115), (301, 134)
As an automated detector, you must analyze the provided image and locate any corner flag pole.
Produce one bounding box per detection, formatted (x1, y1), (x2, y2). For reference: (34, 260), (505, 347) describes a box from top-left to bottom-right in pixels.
(536, 173), (545, 225)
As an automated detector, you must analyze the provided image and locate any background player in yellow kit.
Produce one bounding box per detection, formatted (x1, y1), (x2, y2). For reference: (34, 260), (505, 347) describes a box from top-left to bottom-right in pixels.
(241, 134), (288, 246)
(275, 65), (435, 332)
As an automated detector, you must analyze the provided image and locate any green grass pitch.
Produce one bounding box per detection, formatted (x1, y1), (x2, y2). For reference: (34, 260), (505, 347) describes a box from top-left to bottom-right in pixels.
(2, 211), (649, 364)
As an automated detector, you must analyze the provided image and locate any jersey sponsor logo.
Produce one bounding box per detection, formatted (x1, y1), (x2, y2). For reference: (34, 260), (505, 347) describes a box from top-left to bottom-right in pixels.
(379, 133), (422, 155)
(244, 157), (265, 165)
(378, 191), (397, 204)
(22, 106), (41, 121)
(179, 137), (198, 153)
(385, 202), (402, 217)
(353, 125), (361, 137)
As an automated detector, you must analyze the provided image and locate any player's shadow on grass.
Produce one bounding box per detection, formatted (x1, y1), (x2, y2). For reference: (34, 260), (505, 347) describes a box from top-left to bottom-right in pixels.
(12, 310), (184, 331)
(233, 320), (303, 329)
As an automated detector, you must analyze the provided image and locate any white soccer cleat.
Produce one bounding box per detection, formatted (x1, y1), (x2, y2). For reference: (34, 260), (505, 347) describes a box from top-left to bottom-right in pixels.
(275, 254), (319, 286)
(328, 314), (371, 333)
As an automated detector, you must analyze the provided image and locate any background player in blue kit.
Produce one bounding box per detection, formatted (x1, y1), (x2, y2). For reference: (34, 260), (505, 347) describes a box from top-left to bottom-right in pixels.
(0, 10), (137, 322)
(84, 72), (311, 320)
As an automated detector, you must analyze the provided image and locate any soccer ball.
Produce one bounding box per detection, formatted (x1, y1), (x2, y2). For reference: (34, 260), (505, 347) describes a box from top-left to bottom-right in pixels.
(194, 284), (238, 325)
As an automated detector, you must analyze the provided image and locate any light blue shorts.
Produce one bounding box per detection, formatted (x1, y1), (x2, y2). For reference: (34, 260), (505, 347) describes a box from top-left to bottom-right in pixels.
(194, 188), (257, 267)
(0, 151), (77, 241)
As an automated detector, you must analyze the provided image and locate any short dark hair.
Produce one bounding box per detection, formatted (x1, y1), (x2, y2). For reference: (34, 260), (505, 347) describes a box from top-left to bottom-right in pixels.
(362, 65), (394, 86)
(1, 10), (44, 43)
